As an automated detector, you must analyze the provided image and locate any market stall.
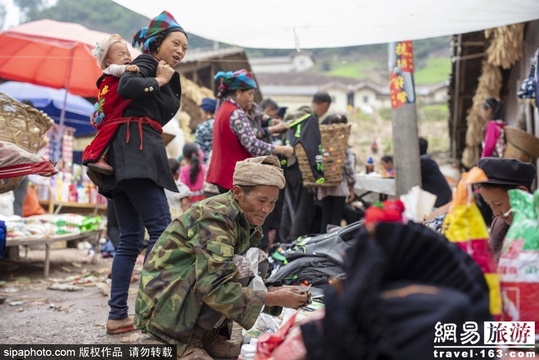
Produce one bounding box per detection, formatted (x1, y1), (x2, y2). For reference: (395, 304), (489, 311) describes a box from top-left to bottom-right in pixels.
(6, 229), (102, 277)
(0, 94), (106, 277)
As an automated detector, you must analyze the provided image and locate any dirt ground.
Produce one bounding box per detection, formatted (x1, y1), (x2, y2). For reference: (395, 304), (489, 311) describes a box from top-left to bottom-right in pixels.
(0, 245), (243, 359)
(0, 246), (160, 345)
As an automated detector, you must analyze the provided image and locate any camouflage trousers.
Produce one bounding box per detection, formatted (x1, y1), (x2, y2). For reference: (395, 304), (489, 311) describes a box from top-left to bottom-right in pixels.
(192, 248), (268, 337)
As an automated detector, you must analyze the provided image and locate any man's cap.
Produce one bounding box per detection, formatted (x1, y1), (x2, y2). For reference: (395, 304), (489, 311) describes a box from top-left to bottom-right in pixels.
(277, 107), (287, 118)
(233, 155), (285, 189)
(200, 98), (217, 113)
(477, 157), (536, 189)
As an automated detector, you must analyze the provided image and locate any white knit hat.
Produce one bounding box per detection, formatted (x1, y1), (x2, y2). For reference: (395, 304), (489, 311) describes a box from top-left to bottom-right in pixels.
(92, 34), (125, 70)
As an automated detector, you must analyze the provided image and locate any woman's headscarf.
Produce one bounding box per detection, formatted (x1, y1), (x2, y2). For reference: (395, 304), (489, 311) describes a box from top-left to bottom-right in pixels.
(132, 10), (185, 54)
(214, 69), (257, 92)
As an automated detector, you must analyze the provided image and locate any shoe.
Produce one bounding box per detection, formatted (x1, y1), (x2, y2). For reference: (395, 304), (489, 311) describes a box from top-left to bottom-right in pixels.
(201, 330), (241, 358)
(179, 338), (212, 360)
(87, 158), (114, 176)
(86, 169), (103, 187)
(106, 316), (135, 335)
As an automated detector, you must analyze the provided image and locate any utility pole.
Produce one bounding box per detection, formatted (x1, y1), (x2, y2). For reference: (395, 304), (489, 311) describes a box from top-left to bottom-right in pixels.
(388, 41), (421, 196)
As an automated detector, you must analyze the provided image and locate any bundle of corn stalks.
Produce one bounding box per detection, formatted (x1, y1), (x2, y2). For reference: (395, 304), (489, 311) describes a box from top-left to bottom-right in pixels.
(180, 77), (215, 132)
(462, 61), (503, 168)
(485, 24), (525, 69)
(461, 25), (522, 167)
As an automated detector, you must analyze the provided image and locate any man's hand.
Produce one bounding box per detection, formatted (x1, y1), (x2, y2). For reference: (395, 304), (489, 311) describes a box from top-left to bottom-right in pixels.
(274, 145), (294, 158)
(264, 287), (310, 309)
(269, 122), (290, 134)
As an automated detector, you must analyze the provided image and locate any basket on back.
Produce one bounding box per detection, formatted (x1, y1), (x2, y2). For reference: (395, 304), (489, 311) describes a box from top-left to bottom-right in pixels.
(296, 123), (351, 187)
(0, 93), (54, 154)
(503, 126), (539, 163)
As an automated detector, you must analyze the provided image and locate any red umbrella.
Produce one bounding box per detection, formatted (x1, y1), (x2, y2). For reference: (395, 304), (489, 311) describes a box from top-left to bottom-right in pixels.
(0, 19), (140, 98)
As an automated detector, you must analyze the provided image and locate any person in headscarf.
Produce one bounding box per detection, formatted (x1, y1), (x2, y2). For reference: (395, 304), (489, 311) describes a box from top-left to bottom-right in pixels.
(205, 70), (294, 193)
(194, 97), (217, 164)
(476, 157), (536, 261)
(481, 97), (506, 158)
(135, 155), (310, 359)
(102, 10), (189, 336)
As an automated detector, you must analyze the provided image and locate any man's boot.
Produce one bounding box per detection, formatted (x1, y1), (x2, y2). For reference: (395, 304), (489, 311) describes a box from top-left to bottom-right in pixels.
(179, 338), (212, 360)
(201, 329), (241, 358)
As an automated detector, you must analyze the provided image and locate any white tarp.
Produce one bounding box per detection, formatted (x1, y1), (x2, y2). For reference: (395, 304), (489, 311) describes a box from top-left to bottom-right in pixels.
(112, 0), (539, 49)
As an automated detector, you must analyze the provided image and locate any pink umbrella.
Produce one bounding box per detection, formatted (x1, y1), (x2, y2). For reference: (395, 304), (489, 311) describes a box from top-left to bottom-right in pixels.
(0, 19), (140, 98)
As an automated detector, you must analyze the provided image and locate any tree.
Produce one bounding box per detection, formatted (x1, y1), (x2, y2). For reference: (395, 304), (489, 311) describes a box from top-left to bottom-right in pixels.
(15, 0), (219, 49)
(13, 0), (45, 23)
(0, 3), (6, 29)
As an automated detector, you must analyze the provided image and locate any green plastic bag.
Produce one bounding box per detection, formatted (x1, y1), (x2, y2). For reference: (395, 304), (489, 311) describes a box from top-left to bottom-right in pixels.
(498, 189), (539, 333)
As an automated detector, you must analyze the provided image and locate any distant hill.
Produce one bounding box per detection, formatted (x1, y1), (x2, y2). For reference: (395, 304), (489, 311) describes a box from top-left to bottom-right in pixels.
(246, 36), (452, 85)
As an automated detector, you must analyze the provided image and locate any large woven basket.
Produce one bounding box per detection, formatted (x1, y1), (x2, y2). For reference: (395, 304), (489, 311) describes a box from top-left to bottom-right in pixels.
(503, 126), (539, 162)
(296, 123), (351, 187)
(0, 93), (54, 154)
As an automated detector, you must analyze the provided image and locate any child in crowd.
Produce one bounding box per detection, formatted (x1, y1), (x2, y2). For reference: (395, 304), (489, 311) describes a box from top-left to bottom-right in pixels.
(82, 34), (139, 183)
(380, 155), (395, 177)
(165, 158), (191, 218)
(481, 97), (506, 158)
(180, 143), (206, 205)
(194, 97), (217, 164)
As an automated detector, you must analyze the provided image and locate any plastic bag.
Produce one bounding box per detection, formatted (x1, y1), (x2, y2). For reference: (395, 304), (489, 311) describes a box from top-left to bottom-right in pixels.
(255, 312), (297, 360)
(442, 167), (502, 319)
(498, 189), (539, 333)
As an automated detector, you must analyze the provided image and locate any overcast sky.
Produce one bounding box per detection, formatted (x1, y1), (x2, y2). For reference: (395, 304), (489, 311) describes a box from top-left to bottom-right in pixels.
(2, 0), (20, 30)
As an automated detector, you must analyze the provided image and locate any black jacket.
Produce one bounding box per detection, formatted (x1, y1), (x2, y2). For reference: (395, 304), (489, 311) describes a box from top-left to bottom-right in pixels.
(285, 106), (324, 182)
(420, 154), (452, 208)
(100, 54), (181, 195)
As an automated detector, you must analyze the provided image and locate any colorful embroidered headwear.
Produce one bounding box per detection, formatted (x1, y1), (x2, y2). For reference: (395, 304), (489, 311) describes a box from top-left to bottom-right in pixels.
(132, 10), (184, 53)
(214, 69), (257, 91)
(93, 34), (125, 70)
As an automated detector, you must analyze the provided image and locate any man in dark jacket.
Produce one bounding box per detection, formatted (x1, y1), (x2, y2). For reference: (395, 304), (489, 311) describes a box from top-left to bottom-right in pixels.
(419, 137), (452, 208)
(280, 91), (331, 241)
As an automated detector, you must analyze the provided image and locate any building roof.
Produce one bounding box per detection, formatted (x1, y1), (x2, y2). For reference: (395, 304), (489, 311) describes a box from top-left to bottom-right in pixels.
(351, 81), (390, 95)
(259, 85), (319, 96)
(182, 47), (246, 63)
(255, 72), (359, 87)
(319, 81), (352, 91)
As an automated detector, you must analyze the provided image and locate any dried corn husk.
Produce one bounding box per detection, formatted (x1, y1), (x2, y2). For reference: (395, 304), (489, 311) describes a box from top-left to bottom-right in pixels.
(180, 76), (215, 132)
(485, 24), (525, 69)
(462, 60), (504, 167)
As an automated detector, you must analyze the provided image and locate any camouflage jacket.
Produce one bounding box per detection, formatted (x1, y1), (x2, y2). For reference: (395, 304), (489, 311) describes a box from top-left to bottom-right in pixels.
(134, 192), (266, 354)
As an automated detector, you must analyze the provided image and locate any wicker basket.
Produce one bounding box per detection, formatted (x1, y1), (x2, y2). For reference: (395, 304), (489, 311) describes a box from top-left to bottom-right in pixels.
(296, 123), (351, 187)
(0, 93), (54, 154)
(503, 126), (539, 162)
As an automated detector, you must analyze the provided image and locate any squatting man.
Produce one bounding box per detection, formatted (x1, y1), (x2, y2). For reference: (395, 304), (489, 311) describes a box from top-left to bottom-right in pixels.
(134, 155), (311, 359)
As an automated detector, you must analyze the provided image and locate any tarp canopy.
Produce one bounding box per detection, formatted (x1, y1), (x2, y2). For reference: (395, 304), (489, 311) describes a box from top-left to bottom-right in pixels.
(112, 0), (539, 49)
(0, 81), (96, 136)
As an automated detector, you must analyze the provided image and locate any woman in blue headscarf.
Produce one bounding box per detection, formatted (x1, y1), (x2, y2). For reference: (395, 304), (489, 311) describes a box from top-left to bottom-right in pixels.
(206, 70), (294, 192)
(102, 10), (188, 335)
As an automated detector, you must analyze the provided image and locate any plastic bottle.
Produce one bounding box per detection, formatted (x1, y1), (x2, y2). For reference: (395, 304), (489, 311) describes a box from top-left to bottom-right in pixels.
(239, 344), (256, 360)
(366, 157), (374, 174)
